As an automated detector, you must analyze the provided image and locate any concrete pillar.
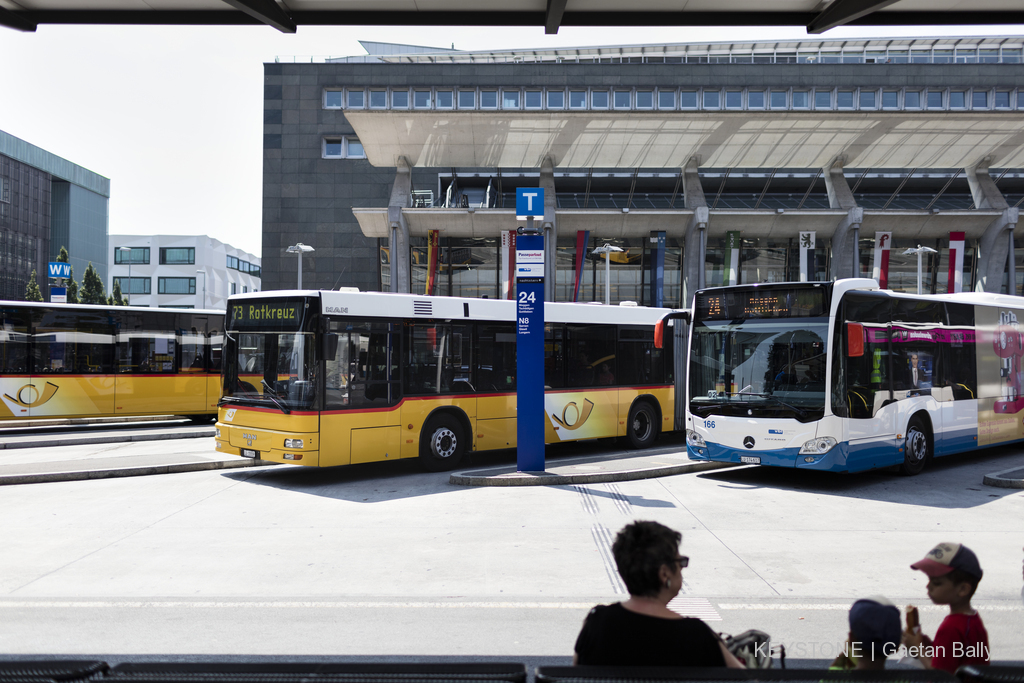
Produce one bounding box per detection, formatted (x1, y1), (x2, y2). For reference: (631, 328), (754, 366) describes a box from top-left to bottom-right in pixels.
(541, 156), (558, 302)
(977, 208), (1020, 293)
(823, 158), (857, 210)
(829, 207), (865, 281)
(387, 157), (412, 293)
(966, 159), (1009, 211)
(681, 157), (707, 307)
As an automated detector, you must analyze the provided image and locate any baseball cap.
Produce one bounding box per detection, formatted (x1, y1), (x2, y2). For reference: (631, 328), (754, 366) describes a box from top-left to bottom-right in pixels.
(849, 596), (901, 652)
(911, 542), (983, 579)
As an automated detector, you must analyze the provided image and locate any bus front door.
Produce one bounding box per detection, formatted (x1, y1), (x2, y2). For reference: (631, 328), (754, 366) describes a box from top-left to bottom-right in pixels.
(845, 326), (898, 471)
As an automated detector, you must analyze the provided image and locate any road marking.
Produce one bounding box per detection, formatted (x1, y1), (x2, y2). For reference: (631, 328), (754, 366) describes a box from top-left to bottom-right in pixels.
(668, 596), (721, 621)
(591, 523), (627, 595)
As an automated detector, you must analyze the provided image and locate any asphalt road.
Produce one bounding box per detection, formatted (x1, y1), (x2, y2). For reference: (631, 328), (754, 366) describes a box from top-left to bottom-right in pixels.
(1, 436), (1022, 666)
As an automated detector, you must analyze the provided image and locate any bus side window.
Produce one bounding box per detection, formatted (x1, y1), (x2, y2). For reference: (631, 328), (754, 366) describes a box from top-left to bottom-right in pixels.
(945, 302), (977, 400)
(842, 293), (892, 418)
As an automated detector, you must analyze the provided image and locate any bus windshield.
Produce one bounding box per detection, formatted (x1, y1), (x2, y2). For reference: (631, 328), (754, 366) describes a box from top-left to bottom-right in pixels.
(689, 318), (829, 422)
(223, 331), (318, 411)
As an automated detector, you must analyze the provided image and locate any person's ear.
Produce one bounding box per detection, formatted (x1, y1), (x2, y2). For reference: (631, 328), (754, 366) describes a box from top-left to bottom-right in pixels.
(955, 581), (972, 599)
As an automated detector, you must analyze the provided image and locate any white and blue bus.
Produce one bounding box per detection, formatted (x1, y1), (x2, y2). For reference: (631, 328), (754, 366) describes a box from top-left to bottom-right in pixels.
(671, 278), (1022, 474)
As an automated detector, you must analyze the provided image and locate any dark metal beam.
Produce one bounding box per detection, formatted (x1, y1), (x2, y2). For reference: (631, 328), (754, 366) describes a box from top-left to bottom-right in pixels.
(545, 0), (567, 34)
(807, 0), (902, 34)
(220, 0), (295, 32)
(0, 6), (37, 31)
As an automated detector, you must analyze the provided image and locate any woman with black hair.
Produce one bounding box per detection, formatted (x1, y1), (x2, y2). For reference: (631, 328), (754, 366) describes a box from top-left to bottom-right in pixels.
(573, 521), (744, 667)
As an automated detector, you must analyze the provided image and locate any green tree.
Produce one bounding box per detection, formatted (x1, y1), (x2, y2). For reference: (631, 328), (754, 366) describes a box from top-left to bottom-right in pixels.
(55, 246), (79, 303)
(79, 262), (107, 304)
(25, 269), (44, 301)
(109, 279), (125, 306)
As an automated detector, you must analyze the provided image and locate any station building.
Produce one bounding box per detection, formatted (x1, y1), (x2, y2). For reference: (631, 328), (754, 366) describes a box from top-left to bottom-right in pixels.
(261, 36), (1024, 306)
(0, 129), (110, 301)
(108, 234), (261, 310)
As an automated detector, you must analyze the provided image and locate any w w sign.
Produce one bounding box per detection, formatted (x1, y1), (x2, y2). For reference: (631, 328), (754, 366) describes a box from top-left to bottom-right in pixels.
(48, 262), (71, 279)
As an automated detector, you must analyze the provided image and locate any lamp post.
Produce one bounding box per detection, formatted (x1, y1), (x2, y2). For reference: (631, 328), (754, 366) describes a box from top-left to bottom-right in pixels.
(592, 244), (624, 305)
(902, 245), (938, 295)
(118, 246), (132, 305)
(285, 243), (315, 289)
(196, 269), (206, 309)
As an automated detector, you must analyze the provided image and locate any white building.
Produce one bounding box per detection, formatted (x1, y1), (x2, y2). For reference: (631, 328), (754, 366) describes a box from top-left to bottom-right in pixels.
(107, 235), (260, 310)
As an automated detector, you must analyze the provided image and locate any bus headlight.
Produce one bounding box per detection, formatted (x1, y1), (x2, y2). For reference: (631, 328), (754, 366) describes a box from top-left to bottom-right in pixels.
(799, 437), (837, 455)
(284, 438), (304, 449)
(215, 427), (221, 438)
(686, 429), (706, 448)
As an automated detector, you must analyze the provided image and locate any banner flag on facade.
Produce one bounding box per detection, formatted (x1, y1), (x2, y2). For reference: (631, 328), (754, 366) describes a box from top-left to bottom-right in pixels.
(572, 230), (590, 302)
(799, 231), (816, 282)
(501, 230), (516, 299)
(724, 231), (742, 286)
(948, 231), (966, 293)
(425, 230), (440, 295)
(648, 231), (666, 308)
(871, 232), (892, 289)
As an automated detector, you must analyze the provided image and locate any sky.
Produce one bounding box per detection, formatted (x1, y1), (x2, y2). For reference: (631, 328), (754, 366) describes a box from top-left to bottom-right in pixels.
(1, 20), (1022, 259)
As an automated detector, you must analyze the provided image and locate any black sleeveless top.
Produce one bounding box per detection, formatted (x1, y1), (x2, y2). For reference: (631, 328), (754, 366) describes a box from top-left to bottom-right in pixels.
(574, 603), (726, 667)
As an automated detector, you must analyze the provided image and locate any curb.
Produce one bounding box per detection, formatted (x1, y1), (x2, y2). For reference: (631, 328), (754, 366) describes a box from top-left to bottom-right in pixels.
(0, 415), (189, 429)
(0, 458), (276, 486)
(982, 466), (1024, 489)
(450, 460), (737, 486)
(0, 429), (215, 450)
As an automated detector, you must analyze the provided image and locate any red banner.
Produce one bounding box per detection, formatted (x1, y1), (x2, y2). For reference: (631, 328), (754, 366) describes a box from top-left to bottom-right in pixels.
(426, 230), (440, 295)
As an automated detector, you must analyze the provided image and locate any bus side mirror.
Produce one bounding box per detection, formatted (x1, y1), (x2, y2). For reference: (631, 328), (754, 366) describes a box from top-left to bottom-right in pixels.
(322, 333), (339, 361)
(847, 323), (864, 357)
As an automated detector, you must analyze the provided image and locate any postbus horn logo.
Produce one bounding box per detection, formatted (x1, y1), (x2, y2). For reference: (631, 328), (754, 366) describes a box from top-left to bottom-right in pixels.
(551, 398), (595, 431)
(4, 382), (60, 408)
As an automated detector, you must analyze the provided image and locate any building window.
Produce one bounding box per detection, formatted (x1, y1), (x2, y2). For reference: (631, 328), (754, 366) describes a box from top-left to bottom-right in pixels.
(413, 90), (431, 108)
(636, 90), (653, 109)
(725, 91), (742, 109)
(995, 91), (1011, 108)
(347, 89), (365, 108)
(703, 90), (720, 109)
(680, 91), (698, 108)
(927, 90), (944, 108)
(972, 91), (988, 108)
(837, 90), (855, 108)
(657, 90), (675, 109)
(814, 90), (832, 109)
(323, 136), (365, 159)
(792, 90), (809, 108)
(480, 90), (498, 108)
(501, 89), (520, 109)
(243, 286), (248, 294)
(324, 90), (342, 108)
(748, 90), (765, 109)
(115, 247), (150, 264)
(949, 91), (966, 108)
(458, 90), (475, 108)
(158, 277), (196, 295)
(114, 276), (151, 295)
(392, 90), (410, 108)
(613, 90), (631, 108)
(227, 255), (239, 270)
(591, 90), (609, 109)
(525, 90), (543, 108)
(770, 90), (788, 108)
(905, 91), (922, 108)
(881, 90), (899, 108)
(570, 90), (587, 108)
(436, 90), (454, 108)
(547, 90), (565, 109)
(250, 265), (261, 278)
(369, 90), (387, 108)
(1, 178), (9, 203)
(159, 247), (195, 265)
(859, 90), (877, 109)
(231, 283), (237, 295)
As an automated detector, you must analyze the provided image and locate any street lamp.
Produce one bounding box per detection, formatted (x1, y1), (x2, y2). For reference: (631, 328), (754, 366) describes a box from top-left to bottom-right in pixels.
(902, 245), (938, 295)
(285, 243), (315, 289)
(592, 243), (624, 305)
(118, 246), (132, 306)
(196, 269), (206, 309)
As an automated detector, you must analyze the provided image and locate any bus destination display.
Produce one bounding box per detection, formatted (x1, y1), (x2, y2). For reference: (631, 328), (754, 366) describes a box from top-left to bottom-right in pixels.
(228, 299), (308, 331)
(697, 287), (828, 320)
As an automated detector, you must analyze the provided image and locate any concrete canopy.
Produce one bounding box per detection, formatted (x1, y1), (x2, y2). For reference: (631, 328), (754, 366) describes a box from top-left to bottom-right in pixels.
(3, 0), (1024, 34)
(345, 110), (1024, 171)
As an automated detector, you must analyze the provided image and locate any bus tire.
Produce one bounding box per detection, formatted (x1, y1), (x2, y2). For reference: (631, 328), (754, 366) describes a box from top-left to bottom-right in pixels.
(625, 400), (658, 450)
(900, 416), (931, 476)
(420, 414), (466, 472)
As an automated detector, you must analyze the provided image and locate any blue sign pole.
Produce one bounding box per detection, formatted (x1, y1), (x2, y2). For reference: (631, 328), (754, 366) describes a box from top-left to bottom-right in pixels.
(515, 187), (545, 472)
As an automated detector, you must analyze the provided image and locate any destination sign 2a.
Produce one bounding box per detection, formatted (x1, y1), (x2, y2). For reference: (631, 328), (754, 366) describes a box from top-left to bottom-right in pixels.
(229, 300), (305, 330)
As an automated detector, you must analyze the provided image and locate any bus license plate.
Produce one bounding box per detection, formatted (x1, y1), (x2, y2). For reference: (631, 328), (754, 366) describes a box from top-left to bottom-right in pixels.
(241, 449), (259, 459)
(740, 456), (760, 464)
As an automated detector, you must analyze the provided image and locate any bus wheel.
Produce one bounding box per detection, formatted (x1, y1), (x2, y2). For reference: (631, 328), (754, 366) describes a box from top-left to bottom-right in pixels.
(420, 415), (466, 472)
(900, 417), (931, 476)
(626, 401), (658, 450)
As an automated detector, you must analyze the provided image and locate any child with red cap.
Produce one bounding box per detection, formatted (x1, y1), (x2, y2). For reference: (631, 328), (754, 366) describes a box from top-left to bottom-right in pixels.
(902, 542), (989, 674)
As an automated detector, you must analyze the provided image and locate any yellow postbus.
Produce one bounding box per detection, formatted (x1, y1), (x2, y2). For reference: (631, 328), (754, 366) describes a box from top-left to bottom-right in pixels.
(216, 291), (677, 471)
(0, 301), (223, 421)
